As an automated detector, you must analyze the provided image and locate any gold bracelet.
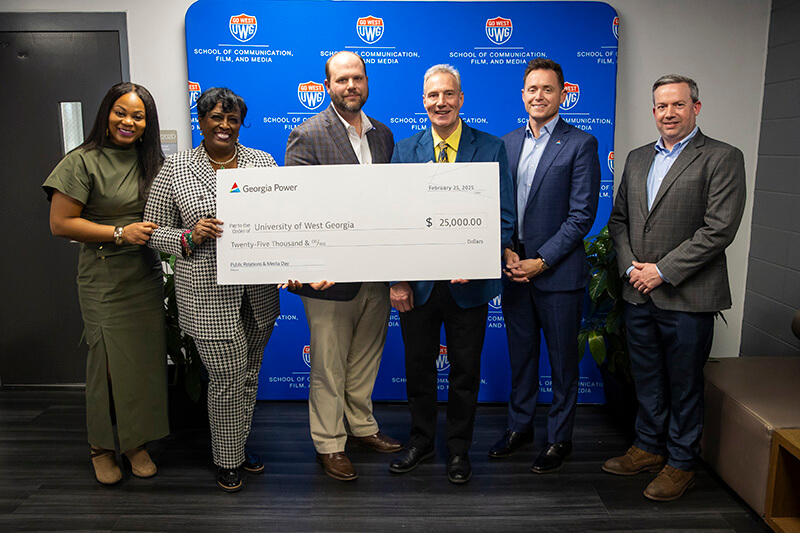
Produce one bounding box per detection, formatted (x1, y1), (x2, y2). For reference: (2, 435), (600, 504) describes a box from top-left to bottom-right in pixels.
(113, 226), (125, 245)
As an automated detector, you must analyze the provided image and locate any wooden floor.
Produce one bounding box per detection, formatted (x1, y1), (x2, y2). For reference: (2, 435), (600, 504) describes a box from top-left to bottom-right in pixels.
(0, 389), (767, 532)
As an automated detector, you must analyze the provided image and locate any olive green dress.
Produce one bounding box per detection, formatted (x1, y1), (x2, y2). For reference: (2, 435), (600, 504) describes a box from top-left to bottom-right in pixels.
(43, 144), (169, 452)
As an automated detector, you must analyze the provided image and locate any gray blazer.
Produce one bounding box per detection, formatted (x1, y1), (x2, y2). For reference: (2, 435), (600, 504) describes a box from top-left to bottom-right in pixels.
(607, 129), (746, 313)
(284, 103), (394, 301)
(144, 144), (280, 340)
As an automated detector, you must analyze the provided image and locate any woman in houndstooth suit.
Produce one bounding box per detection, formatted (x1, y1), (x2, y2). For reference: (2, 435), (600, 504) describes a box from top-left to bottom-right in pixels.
(144, 88), (279, 492)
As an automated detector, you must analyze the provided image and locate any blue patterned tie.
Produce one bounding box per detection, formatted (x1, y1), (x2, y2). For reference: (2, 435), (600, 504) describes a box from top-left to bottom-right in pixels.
(437, 141), (449, 163)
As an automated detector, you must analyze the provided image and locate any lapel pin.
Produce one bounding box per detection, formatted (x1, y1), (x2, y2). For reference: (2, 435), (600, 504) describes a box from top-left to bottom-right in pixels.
(555, 140), (562, 145)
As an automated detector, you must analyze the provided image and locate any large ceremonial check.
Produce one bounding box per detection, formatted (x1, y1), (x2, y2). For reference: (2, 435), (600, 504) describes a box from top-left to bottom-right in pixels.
(215, 162), (501, 284)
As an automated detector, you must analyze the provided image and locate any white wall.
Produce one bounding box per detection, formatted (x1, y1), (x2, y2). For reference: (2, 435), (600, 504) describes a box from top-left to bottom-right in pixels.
(4, 0), (770, 358)
(610, 0), (769, 358)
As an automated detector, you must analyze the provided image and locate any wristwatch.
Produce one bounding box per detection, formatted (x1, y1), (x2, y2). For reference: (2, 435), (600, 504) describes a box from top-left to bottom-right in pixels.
(113, 226), (125, 245)
(540, 257), (549, 270)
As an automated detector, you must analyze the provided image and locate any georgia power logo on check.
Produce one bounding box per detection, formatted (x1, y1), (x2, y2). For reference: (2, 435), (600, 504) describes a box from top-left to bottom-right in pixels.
(485, 17), (513, 45)
(229, 13), (257, 43)
(356, 16), (384, 44)
(298, 81), (325, 110)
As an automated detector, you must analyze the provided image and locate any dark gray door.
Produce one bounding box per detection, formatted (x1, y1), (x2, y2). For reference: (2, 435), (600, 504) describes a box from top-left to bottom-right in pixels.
(0, 25), (125, 384)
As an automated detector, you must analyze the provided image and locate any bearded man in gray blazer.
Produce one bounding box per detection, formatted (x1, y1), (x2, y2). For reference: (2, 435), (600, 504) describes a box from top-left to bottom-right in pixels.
(605, 74), (746, 501)
(284, 51), (401, 482)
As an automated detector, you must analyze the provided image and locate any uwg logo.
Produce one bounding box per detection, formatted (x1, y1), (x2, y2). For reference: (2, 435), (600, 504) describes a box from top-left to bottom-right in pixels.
(188, 81), (201, 110)
(229, 13), (257, 43)
(613, 16), (619, 40)
(302, 345), (311, 368)
(356, 16), (384, 44)
(560, 82), (580, 111)
(608, 151), (614, 173)
(298, 81), (325, 110)
(436, 344), (450, 372)
(485, 17), (513, 45)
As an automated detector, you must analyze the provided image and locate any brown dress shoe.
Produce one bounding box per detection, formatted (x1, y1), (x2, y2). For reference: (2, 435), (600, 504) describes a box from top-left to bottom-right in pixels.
(602, 446), (666, 475)
(124, 445), (157, 478)
(316, 452), (358, 481)
(347, 432), (403, 453)
(90, 446), (122, 485)
(644, 465), (695, 501)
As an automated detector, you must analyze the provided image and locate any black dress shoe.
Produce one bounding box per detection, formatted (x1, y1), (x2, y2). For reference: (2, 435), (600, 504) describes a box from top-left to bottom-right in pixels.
(217, 467), (243, 492)
(389, 445), (435, 474)
(242, 447), (264, 474)
(447, 453), (472, 484)
(531, 441), (572, 474)
(488, 430), (534, 458)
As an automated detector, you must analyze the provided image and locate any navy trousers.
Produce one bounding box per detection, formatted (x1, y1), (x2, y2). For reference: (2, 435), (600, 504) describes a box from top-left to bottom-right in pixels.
(624, 299), (714, 471)
(502, 282), (583, 443)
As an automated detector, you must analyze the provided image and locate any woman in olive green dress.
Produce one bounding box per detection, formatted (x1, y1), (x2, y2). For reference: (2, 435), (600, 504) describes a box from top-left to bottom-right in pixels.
(43, 82), (169, 485)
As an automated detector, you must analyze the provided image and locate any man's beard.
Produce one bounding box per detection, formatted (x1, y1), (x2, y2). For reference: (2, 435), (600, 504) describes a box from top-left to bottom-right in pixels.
(332, 89), (368, 114)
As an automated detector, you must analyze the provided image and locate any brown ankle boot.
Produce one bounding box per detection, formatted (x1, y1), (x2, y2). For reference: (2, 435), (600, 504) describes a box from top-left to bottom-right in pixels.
(644, 465), (695, 501)
(602, 446), (666, 475)
(124, 445), (157, 478)
(90, 446), (122, 485)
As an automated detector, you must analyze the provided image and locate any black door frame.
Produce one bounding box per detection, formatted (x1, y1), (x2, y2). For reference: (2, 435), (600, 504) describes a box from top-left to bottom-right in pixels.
(0, 12), (130, 80)
(0, 12), (130, 387)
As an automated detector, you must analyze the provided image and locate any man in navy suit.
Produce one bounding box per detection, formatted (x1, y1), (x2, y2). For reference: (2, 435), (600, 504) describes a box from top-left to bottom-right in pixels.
(488, 59), (600, 473)
(388, 64), (515, 483)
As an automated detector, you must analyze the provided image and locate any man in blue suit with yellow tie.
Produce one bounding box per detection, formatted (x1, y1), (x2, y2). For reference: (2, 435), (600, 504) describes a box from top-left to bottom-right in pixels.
(488, 58), (600, 473)
(388, 64), (515, 483)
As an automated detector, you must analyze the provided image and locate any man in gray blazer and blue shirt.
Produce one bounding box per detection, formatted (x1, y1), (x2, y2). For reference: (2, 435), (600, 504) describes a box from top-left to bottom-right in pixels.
(605, 74), (746, 501)
(285, 51), (401, 482)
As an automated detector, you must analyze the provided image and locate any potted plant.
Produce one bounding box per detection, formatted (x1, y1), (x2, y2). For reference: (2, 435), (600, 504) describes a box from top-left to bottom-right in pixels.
(579, 226), (637, 431)
(161, 253), (207, 427)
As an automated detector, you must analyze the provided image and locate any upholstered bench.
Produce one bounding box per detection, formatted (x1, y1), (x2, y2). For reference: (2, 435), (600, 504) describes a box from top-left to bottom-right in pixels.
(701, 357), (800, 517)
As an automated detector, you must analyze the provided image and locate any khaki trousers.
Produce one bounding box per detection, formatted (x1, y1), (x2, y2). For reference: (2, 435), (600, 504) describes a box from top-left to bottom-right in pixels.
(300, 282), (390, 453)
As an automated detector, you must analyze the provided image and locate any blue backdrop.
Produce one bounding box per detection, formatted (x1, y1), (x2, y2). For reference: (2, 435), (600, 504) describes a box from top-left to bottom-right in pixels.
(184, 0), (619, 402)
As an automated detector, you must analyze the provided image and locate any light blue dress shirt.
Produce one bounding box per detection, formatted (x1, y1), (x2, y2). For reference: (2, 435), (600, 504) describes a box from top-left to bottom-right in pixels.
(516, 116), (559, 240)
(646, 126), (698, 209)
(626, 126), (699, 281)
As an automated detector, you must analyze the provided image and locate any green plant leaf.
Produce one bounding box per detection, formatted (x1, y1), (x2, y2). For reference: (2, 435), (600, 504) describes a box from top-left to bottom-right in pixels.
(589, 269), (609, 301)
(577, 329), (589, 362)
(606, 305), (623, 334)
(588, 331), (607, 366)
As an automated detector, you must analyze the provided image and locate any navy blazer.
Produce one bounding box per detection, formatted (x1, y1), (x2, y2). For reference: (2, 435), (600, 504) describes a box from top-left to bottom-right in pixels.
(392, 123), (516, 309)
(502, 119), (601, 292)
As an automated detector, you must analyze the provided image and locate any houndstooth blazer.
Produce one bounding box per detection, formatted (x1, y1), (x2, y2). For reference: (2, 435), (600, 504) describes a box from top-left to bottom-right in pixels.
(607, 129), (746, 313)
(144, 143), (280, 340)
(284, 103), (394, 301)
